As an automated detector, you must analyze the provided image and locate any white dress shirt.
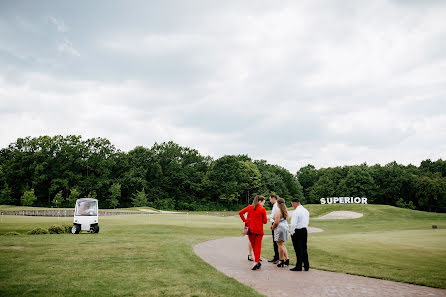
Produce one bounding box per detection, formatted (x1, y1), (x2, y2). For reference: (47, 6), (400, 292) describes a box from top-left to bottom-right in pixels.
(290, 205), (309, 234)
(270, 202), (278, 223)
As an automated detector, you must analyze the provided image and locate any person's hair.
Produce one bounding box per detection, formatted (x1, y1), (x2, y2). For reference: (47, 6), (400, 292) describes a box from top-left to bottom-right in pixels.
(252, 195), (265, 210)
(270, 194), (278, 200)
(277, 198), (288, 219)
(291, 198), (300, 204)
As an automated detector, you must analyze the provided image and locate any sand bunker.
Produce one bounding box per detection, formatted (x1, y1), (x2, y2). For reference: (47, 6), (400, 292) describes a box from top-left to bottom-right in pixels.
(139, 209), (159, 213)
(315, 211), (363, 220)
(307, 226), (324, 233)
(139, 209), (183, 214)
(0, 246), (25, 250)
(158, 210), (184, 214)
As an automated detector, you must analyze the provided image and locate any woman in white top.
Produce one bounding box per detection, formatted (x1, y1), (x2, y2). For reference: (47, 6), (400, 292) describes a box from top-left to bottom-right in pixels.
(271, 198), (290, 267)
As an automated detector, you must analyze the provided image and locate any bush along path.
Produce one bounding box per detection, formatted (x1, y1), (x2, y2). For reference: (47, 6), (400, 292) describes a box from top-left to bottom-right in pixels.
(194, 236), (446, 297)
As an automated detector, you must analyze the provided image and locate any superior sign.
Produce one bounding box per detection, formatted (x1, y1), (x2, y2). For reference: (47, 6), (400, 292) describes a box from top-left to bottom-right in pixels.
(320, 197), (368, 204)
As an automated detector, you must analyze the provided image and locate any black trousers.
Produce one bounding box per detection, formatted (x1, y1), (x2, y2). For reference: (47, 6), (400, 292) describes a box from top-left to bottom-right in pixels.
(271, 223), (279, 260)
(291, 228), (309, 270)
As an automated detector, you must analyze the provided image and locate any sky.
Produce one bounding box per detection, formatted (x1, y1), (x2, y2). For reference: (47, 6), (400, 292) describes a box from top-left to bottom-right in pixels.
(1, 0), (445, 173)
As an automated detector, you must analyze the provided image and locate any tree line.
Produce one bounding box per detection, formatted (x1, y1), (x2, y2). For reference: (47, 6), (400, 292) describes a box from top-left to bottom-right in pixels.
(0, 135), (445, 212)
(297, 160), (446, 212)
(0, 136), (303, 210)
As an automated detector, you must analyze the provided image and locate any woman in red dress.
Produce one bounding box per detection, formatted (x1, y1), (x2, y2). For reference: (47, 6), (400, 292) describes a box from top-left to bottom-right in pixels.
(239, 195), (268, 270)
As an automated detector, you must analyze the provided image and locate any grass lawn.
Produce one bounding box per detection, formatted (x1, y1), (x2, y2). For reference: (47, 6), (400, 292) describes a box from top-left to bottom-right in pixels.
(0, 204), (445, 296)
(264, 204), (446, 289)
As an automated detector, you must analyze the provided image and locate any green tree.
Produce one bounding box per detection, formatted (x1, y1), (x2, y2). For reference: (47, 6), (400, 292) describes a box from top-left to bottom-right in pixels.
(416, 175), (446, 212)
(132, 188), (147, 207)
(337, 166), (375, 198)
(308, 174), (338, 203)
(21, 188), (37, 206)
(207, 155), (261, 206)
(108, 183), (121, 209)
(0, 183), (13, 205)
(308, 167), (348, 203)
(87, 191), (97, 199)
(52, 191), (64, 208)
(369, 162), (415, 205)
(296, 164), (320, 202)
(148, 141), (211, 210)
(67, 188), (80, 207)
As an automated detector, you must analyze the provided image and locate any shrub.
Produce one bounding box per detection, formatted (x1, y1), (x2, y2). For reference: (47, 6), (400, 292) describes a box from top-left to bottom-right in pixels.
(48, 225), (64, 234)
(28, 228), (49, 235)
(4, 231), (20, 236)
(396, 198), (417, 210)
(62, 224), (72, 233)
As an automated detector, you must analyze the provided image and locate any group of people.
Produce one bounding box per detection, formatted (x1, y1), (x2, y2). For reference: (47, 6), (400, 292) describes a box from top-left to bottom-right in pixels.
(239, 194), (310, 271)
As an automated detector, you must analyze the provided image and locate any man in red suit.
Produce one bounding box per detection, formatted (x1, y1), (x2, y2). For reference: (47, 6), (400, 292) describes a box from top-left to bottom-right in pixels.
(239, 195), (268, 270)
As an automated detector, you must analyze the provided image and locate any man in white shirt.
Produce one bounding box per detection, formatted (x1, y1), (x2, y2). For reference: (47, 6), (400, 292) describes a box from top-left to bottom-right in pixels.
(268, 194), (280, 263)
(289, 198), (310, 271)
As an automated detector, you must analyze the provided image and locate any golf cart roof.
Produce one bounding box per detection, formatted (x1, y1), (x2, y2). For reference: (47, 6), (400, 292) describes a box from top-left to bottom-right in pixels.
(76, 198), (98, 202)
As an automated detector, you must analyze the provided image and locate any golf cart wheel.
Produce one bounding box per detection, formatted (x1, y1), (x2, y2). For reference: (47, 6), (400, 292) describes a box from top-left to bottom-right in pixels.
(94, 225), (100, 234)
(71, 224), (80, 234)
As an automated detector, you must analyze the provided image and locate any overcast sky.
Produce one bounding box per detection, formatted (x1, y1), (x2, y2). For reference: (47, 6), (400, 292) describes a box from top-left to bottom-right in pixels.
(1, 0), (445, 173)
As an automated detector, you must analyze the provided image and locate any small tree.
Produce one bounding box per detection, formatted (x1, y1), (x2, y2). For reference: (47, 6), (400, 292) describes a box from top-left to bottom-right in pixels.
(87, 191), (97, 199)
(21, 188), (37, 206)
(52, 191), (64, 208)
(132, 189), (147, 207)
(0, 183), (13, 205)
(108, 183), (121, 209)
(67, 188), (80, 207)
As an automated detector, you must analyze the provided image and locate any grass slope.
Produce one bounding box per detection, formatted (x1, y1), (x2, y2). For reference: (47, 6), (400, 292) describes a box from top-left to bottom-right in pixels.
(0, 204), (445, 297)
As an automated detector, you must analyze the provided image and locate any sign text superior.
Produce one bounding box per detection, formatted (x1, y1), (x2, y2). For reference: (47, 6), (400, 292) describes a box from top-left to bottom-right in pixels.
(320, 197), (368, 204)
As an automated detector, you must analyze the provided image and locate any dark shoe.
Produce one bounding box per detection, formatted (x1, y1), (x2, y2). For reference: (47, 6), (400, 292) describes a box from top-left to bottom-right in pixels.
(304, 267), (310, 271)
(268, 258), (279, 263)
(290, 266), (302, 271)
(252, 262), (261, 270)
(248, 255), (254, 261)
(277, 260), (284, 267)
(285, 259), (290, 266)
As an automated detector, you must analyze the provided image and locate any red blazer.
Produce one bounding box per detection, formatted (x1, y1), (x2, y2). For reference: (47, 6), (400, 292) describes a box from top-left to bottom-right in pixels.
(239, 204), (267, 235)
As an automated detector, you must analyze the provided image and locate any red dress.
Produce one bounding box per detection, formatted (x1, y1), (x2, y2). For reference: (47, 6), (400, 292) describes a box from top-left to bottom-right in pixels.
(239, 204), (267, 262)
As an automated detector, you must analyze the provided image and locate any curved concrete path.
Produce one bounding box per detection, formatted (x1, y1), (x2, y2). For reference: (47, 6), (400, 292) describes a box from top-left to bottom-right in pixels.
(194, 236), (446, 297)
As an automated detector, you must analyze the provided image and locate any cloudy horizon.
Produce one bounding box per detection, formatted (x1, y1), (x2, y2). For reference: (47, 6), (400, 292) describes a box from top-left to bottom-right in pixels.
(1, 0), (445, 173)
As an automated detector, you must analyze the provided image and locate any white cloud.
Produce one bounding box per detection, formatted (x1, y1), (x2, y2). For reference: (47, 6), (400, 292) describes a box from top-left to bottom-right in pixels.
(1, 1), (446, 172)
(102, 33), (205, 56)
(48, 16), (68, 32)
(57, 39), (80, 56)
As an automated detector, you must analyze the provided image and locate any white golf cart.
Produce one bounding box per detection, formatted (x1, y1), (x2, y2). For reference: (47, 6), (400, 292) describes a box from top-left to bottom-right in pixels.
(72, 198), (99, 234)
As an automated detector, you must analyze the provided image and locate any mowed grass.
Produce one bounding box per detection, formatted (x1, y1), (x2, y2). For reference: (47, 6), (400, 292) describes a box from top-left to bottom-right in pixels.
(263, 204), (446, 289)
(0, 214), (261, 297)
(0, 204), (445, 297)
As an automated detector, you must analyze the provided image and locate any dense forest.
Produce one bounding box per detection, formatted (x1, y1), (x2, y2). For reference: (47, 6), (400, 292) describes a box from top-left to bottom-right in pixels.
(0, 136), (445, 212)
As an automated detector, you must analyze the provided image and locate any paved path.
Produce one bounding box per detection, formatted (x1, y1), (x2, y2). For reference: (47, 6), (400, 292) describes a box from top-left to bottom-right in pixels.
(194, 236), (446, 297)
